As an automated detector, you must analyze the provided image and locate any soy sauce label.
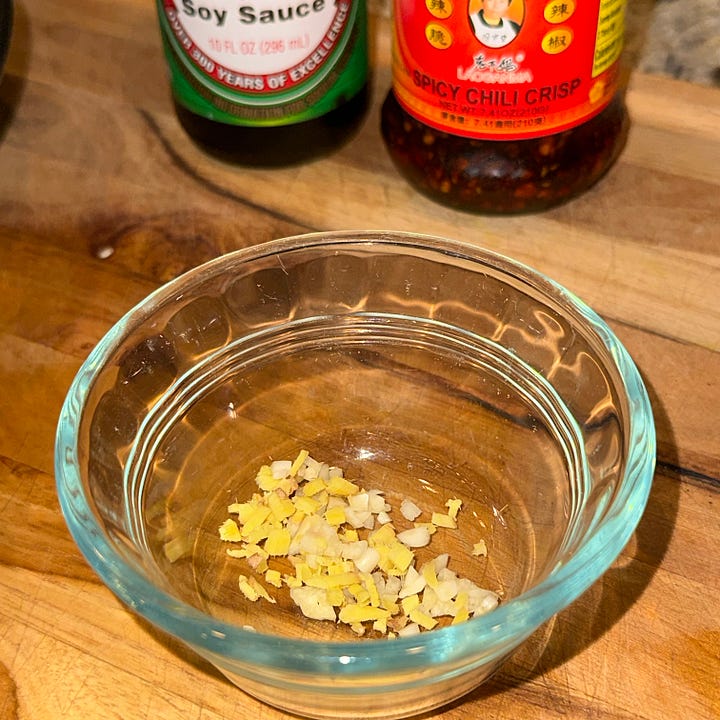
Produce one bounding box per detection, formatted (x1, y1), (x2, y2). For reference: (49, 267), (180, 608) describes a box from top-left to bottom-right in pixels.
(157, 0), (367, 125)
(392, 0), (625, 139)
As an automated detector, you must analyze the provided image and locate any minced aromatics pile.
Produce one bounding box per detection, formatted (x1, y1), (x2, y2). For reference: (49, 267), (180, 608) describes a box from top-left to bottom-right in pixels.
(218, 450), (500, 637)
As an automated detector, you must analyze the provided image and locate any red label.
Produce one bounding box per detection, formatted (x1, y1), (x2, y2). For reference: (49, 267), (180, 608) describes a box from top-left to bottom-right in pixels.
(392, 0), (625, 139)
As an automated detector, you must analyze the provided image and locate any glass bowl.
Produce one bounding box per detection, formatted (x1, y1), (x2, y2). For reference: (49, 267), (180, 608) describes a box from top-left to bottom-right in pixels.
(55, 231), (655, 719)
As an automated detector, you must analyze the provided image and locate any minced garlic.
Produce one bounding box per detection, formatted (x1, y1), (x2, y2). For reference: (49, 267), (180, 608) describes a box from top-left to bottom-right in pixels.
(218, 451), (500, 637)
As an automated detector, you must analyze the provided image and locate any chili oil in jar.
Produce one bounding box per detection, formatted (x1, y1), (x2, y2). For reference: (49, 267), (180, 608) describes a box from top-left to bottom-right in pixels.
(381, 0), (629, 213)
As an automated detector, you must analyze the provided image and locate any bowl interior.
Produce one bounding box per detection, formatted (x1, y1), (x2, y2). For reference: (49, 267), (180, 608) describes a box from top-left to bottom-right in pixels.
(127, 317), (578, 639)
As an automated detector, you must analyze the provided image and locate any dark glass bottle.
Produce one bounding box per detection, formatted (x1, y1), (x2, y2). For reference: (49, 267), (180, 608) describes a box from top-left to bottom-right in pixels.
(0, 0), (12, 79)
(156, 0), (369, 166)
(174, 86), (368, 166)
(381, 0), (629, 214)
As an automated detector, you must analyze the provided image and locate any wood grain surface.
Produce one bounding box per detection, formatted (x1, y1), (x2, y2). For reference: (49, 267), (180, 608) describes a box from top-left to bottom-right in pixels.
(1, 0), (719, 718)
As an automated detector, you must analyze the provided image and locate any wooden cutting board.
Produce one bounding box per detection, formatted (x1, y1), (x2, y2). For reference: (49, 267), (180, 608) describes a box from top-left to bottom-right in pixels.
(0, 0), (718, 718)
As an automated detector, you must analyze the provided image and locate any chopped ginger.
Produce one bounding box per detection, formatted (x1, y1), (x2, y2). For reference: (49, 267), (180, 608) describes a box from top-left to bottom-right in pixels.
(472, 539), (488, 557)
(265, 528), (292, 556)
(302, 478), (327, 497)
(326, 476), (361, 497)
(218, 451), (501, 637)
(324, 505), (347, 526)
(431, 512), (457, 529)
(238, 575), (276, 604)
(290, 449), (310, 476)
(218, 518), (243, 542)
(409, 607), (438, 631)
(446, 498), (462, 521)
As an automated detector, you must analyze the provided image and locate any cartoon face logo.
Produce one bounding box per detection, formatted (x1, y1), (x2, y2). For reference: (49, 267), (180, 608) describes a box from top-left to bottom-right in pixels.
(469, 0), (525, 48)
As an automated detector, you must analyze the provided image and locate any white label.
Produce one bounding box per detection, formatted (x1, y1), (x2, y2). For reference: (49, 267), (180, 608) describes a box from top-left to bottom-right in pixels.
(170, 0), (347, 78)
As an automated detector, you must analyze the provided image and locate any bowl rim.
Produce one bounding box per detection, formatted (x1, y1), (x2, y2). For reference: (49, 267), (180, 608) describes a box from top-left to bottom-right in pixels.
(55, 230), (656, 674)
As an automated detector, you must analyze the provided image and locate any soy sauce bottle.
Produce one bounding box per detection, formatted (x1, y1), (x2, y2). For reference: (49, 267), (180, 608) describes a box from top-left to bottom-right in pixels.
(156, 0), (369, 166)
(0, 0), (12, 79)
(381, 0), (629, 213)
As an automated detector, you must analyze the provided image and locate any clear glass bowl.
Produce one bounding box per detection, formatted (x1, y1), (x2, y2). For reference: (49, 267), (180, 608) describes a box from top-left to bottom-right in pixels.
(55, 231), (655, 719)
